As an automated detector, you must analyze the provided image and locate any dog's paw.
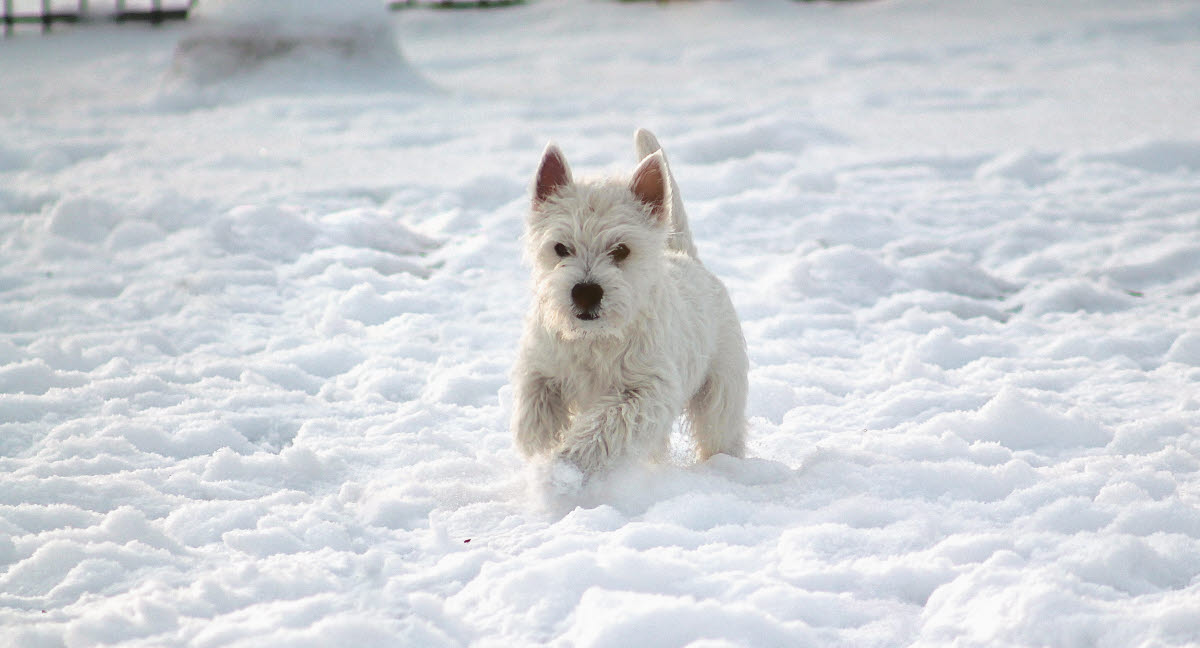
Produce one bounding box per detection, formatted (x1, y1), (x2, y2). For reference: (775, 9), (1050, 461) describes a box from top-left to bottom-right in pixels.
(547, 457), (585, 496)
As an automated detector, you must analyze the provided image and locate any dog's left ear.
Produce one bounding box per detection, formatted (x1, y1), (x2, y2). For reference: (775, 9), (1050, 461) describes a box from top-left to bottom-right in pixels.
(630, 150), (669, 225)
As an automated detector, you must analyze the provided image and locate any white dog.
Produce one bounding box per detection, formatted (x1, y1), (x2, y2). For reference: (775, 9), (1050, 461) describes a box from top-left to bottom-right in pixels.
(511, 129), (748, 478)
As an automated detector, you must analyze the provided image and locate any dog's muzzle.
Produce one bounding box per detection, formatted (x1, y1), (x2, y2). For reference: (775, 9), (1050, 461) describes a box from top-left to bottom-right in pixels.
(571, 282), (603, 320)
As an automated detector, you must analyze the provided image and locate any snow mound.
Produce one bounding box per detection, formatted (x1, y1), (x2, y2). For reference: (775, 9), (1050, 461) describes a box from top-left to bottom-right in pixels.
(954, 386), (1112, 451)
(1166, 332), (1200, 365)
(163, 0), (430, 100)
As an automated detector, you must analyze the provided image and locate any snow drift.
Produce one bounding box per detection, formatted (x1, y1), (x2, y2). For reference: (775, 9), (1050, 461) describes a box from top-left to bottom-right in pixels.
(164, 0), (430, 98)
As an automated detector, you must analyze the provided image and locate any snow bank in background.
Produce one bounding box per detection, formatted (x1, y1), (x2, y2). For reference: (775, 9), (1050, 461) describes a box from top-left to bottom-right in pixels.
(164, 0), (429, 100)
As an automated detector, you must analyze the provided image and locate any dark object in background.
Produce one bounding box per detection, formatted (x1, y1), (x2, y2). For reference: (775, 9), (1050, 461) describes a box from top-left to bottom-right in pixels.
(2, 0), (192, 36)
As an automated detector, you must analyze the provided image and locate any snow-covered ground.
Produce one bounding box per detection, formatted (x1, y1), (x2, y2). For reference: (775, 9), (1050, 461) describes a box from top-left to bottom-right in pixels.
(3, 0), (1200, 645)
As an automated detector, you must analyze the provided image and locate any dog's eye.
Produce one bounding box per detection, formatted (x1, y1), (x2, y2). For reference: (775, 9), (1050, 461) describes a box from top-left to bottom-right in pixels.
(610, 244), (630, 263)
(554, 243), (571, 258)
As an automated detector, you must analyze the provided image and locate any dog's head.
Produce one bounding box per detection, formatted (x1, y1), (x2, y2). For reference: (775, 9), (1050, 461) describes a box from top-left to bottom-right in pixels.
(524, 143), (671, 340)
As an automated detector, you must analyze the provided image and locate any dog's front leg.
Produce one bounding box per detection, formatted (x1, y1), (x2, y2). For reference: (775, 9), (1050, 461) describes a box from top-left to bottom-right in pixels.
(557, 383), (675, 473)
(511, 371), (568, 457)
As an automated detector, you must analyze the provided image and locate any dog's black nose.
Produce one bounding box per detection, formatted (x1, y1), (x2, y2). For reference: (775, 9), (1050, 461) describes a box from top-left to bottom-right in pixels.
(571, 282), (604, 317)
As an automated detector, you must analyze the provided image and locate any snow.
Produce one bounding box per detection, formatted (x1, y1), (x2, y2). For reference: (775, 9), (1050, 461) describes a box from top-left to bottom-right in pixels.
(2, 0), (1200, 645)
(164, 0), (428, 100)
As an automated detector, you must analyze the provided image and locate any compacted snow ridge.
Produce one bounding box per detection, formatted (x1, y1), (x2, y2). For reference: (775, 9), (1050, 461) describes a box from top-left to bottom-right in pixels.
(2, 0), (1199, 646)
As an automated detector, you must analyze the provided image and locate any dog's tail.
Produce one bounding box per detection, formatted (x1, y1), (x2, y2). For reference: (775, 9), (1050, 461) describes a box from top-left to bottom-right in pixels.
(635, 129), (699, 259)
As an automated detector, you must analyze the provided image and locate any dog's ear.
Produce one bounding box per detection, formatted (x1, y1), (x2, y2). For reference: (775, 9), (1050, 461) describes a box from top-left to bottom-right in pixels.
(634, 128), (662, 162)
(630, 150), (669, 225)
(534, 143), (572, 205)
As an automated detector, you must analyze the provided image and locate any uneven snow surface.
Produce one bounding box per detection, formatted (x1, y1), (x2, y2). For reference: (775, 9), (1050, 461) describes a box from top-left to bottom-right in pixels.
(3, 1), (1200, 646)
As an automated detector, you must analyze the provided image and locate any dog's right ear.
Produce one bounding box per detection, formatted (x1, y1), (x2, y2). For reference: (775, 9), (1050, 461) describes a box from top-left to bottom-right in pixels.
(630, 150), (669, 226)
(534, 143), (572, 205)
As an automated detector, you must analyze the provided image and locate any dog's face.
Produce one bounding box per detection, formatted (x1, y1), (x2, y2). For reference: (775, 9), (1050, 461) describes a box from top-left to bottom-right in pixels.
(525, 144), (671, 340)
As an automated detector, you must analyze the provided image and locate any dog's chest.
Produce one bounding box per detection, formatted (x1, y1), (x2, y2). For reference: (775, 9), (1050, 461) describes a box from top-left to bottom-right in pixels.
(553, 340), (641, 411)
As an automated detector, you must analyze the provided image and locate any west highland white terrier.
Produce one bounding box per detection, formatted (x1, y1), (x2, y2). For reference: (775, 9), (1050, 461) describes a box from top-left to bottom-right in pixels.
(511, 129), (748, 481)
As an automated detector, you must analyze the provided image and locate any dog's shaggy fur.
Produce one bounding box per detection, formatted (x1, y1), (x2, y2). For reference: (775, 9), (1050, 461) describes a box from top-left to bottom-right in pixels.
(511, 129), (748, 476)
